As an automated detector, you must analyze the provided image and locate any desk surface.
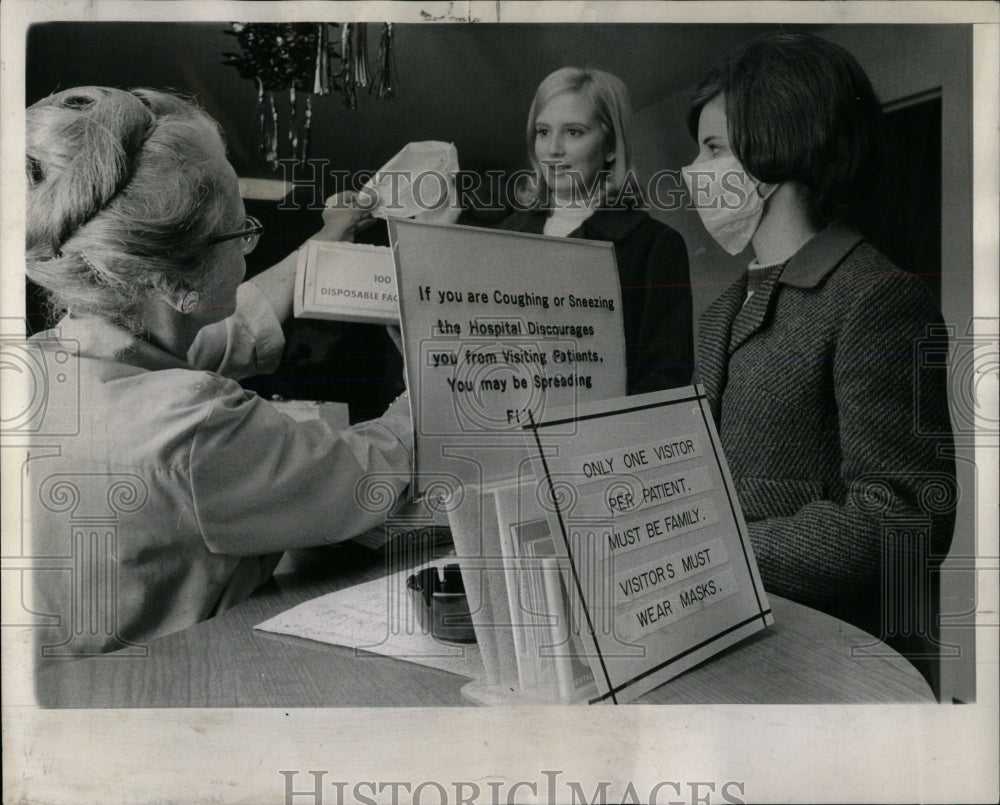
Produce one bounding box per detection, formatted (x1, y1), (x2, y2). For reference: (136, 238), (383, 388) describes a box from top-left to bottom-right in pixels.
(35, 543), (934, 707)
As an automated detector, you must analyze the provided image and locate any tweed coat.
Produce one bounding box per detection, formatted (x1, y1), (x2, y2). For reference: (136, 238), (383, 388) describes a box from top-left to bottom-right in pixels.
(697, 222), (956, 662)
(498, 207), (694, 394)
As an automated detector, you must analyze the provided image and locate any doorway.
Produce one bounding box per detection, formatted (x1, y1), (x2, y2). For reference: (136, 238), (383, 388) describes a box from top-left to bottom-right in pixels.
(858, 90), (943, 305)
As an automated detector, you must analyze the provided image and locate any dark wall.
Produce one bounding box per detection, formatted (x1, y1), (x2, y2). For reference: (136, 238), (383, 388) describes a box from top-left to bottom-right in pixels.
(26, 22), (809, 179)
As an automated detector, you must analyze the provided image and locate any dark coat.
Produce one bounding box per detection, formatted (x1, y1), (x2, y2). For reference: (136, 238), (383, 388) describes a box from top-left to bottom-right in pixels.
(498, 208), (694, 394)
(698, 221), (956, 691)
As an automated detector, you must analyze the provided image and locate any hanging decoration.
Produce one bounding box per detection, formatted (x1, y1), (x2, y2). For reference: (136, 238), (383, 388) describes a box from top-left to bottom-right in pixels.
(222, 21), (397, 169)
(373, 23), (397, 100)
(339, 23), (356, 110)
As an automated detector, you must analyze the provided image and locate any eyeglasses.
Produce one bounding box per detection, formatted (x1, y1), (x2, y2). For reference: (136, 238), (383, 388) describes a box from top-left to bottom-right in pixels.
(209, 215), (263, 254)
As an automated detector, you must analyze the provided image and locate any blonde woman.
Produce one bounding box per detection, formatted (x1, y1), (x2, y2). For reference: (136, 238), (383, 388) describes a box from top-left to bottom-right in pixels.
(499, 67), (694, 394)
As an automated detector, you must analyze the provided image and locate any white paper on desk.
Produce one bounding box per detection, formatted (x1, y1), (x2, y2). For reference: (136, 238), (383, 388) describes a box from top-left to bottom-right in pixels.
(254, 560), (484, 680)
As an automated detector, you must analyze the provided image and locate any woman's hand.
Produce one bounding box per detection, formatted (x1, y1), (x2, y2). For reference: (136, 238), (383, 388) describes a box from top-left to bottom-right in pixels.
(314, 190), (373, 242)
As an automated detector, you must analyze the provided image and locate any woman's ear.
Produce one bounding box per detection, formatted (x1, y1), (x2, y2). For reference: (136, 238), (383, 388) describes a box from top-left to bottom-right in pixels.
(604, 129), (616, 165)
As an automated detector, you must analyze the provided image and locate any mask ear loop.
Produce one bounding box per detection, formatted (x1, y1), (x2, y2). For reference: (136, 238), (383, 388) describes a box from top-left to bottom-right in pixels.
(756, 181), (779, 202)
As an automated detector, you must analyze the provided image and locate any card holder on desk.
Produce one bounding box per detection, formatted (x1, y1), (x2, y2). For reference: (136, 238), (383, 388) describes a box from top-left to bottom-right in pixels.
(442, 387), (773, 705)
(445, 483), (596, 705)
(495, 483), (597, 703)
(446, 488), (522, 701)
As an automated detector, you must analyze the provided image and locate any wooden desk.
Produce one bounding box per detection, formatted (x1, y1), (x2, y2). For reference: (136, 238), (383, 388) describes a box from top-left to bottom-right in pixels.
(34, 543), (934, 707)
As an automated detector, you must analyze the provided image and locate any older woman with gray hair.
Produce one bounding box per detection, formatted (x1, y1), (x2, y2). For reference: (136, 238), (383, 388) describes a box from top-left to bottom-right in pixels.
(23, 86), (411, 655)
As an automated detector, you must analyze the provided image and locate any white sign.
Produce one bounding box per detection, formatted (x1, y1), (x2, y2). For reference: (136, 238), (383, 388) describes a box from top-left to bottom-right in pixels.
(523, 385), (772, 704)
(388, 219), (627, 494)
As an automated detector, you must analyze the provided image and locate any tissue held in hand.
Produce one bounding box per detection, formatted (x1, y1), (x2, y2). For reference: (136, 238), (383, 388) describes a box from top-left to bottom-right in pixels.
(361, 141), (460, 223)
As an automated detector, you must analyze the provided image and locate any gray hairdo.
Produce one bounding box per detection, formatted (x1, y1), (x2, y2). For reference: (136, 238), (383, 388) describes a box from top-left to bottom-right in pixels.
(26, 86), (231, 332)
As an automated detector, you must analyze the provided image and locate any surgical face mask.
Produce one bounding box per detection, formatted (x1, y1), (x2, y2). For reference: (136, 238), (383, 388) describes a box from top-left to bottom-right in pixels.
(681, 155), (769, 256)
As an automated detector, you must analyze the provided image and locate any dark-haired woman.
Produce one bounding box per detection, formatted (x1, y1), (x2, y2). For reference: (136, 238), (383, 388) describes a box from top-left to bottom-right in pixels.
(683, 34), (955, 692)
(23, 87), (411, 655)
(499, 67), (693, 394)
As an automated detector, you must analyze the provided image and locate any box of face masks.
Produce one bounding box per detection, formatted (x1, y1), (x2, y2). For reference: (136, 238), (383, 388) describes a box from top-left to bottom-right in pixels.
(293, 239), (399, 325)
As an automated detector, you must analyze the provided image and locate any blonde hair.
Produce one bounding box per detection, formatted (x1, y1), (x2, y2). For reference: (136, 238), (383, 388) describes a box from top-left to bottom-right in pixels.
(26, 86), (231, 332)
(523, 67), (635, 205)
